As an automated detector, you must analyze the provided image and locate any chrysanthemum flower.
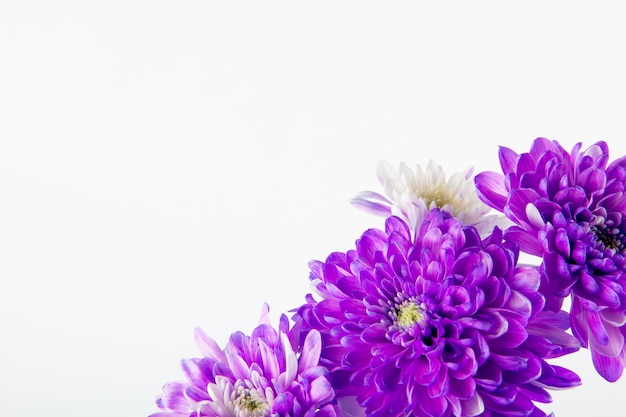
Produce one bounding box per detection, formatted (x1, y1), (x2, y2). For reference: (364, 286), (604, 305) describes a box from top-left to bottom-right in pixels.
(295, 210), (580, 417)
(474, 137), (626, 381)
(151, 304), (339, 417)
(350, 160), (505, 235)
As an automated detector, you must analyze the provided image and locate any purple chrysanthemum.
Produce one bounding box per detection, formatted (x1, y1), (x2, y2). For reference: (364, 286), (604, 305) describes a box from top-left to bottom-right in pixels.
(151, 304), (339, 417)
(295, 210), (580, 417)
(475, 138), (626, 381)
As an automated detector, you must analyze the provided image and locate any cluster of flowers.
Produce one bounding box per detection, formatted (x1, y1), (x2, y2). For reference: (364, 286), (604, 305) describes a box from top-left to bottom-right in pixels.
(150, 138), (626, 417)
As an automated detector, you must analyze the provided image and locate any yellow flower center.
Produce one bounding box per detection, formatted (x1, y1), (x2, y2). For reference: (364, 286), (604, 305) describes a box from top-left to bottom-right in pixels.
(234, 388), (270, 417)
(418, 188), (449, 209)
(396, 301), (424, 329)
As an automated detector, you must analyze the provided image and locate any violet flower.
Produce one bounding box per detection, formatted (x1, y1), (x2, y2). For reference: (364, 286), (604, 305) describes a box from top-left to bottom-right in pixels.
(295, 210), (580, 417)
(151, 304), (339, 417)
(475, 138), (626, 381)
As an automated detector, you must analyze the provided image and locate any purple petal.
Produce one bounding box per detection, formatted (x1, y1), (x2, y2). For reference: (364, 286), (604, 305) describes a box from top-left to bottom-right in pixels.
(460, 394), (485, 416)
(449, 374), (476, 400)
(158, 382), (188, 412)
(499, 146), (519, 175)
(504, 226), (543, 256)
(258, 339), (279, 380)
(184, 385), (211, 402)
(506, 189), (542, 228)
(226, 352), (250, 380)
(416, 385), (448, 417)
(529, 137), (557, 161)
(554, 228), (570, 257)
(273, 392), (294, 415)
(361, 324), (388, 344)
(591, 349), (625, 382)
(337, 396), (366, 417)
(495, 318), (528, 348)
(350, 196), (393, 217)
(519, 384), (551, 403)
(427, 364), (450, 398)
(310, 375), (335, 404)
(194, 328), (226, 363)
(149, 413), (188, 417)
(589, 319), (625, 357)
(316, 405), (339, 417)
(539, 364), (582, 388)
(586, 310), (610, 347)
(475, 171), (508, 211)
(299, 329), (322, 371)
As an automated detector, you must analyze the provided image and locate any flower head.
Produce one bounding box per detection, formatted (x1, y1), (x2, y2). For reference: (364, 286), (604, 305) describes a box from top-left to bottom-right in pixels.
(351, 160), (505, 235)
(151, 304), (339, 417)
(295, 210), (580, 417)
(475, 138), (626, 381)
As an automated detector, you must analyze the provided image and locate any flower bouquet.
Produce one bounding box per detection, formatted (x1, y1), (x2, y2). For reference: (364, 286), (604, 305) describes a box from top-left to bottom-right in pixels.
(149, 138), (626, 417)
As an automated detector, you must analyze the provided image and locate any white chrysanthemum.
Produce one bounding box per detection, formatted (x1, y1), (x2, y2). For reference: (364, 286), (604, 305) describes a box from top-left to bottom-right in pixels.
(351, 160), (508, 235)
(203, 376), (273, 417)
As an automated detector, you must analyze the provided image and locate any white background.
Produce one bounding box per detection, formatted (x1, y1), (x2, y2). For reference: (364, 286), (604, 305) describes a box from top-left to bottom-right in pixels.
(2, 1), (626, 416)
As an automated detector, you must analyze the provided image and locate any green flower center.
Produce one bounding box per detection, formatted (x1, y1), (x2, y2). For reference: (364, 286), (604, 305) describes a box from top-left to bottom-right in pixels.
(234, 388), (270, 417)
(419, 188), (448, 209)
(396, 301), (424, 329)
(591, 222), (626, 253)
